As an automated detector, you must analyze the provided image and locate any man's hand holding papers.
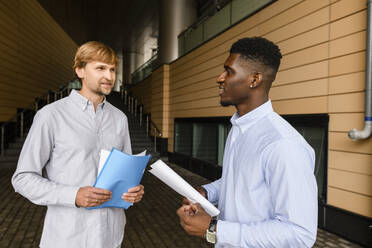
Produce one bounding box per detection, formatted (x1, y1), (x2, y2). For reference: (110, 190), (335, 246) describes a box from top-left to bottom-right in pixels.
(75, 186), (112, 208)
(177, 203), (211, 237)
(148, 160), (219, 217)
(122, 184), (144, 203)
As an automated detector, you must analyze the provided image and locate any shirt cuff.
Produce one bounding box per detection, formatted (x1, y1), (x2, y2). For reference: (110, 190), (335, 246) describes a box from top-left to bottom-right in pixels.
(216, 220), (241, 247)
(57, 186), (80, 208)
(202, 184), (218, 205)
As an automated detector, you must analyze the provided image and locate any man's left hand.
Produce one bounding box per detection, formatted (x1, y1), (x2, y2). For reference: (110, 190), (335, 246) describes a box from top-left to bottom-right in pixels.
(177, 203), (211, 237)
(122, 185), (144, 203)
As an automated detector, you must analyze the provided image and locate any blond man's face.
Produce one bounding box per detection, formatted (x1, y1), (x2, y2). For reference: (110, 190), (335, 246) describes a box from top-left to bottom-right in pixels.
(75, 61), (116, 96)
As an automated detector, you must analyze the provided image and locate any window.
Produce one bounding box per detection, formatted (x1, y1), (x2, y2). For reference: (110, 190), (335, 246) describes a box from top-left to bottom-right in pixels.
(174, 118), (231, 165)
(283, 114), (328, 202)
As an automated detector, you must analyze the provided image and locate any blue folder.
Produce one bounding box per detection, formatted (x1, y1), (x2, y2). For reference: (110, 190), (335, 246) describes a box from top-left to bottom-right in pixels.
(88, 148), (151, 210)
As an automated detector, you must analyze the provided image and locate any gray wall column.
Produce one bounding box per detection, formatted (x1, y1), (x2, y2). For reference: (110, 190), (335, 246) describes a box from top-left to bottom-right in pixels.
(123, 52), (144, 85)
(113, 52), (123, 92)
(159, 0), (197, 64)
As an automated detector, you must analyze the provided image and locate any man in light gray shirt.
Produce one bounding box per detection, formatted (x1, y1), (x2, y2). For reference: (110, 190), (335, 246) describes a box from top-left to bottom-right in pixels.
(12, 41), (144, 248)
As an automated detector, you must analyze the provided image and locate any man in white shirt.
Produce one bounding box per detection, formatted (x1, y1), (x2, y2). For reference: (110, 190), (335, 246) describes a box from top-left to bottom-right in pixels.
(12, 41), (144, 248)
(177, 37), (318, 247)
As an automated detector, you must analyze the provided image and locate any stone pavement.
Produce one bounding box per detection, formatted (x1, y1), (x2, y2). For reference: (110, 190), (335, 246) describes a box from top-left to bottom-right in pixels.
(0, 161), (365, 248)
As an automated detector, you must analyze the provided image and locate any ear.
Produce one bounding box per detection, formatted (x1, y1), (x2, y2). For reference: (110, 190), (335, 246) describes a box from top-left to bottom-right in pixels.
(75, 67), (85, 80)
(250, 72), (263, 88)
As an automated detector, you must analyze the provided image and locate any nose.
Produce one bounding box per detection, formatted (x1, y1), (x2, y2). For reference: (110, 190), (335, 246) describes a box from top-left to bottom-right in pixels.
(216, 71), (225, 85)
(104, 69), (114, 81)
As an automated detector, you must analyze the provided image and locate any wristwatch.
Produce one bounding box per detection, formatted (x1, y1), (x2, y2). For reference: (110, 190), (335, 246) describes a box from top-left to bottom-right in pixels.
(206, 216), (218, 244)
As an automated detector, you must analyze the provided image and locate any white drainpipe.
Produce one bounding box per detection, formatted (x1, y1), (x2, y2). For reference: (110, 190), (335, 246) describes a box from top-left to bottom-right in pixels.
(348, 0), (372, 141)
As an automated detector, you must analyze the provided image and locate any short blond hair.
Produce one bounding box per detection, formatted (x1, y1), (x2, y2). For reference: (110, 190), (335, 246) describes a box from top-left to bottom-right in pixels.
(73, 41), (117, 70)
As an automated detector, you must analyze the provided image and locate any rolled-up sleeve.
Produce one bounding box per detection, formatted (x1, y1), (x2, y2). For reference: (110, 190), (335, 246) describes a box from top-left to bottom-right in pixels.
(11, 109), (79, 207)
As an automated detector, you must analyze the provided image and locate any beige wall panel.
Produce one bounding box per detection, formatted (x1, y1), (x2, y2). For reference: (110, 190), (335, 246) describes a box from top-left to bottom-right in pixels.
(152, 104), (167, 112)
(330, 31), (366, 58)
(172, 79), (217, 97)
(173, 87), (217, 104)
(329, 113), (365, 132)
(275, 61), (328, 86)
(0, 97), (30, 108)
(171, 46), (228, 77)
(277, 25), (329, 55)
(259, 0), (330, 38)
(172, 106), (235, 118)
(330, 0), (366, 21)
(234, 0), (301, 39)
(272, 96), (328, 114)
(171, 0), (302, 71)
(172, 97), (220, 110)
(328, 168), (372, 196)
(329, 52), (365, 76)
(330, 10), (366, 40)
(270, 79), (328, 101)
(0, 0), (77, 122)
(329, 72), (365, 94)
(0, 80), (39, 95)
(329, 92), (365, 113)
(172, 66), (221, 91)
(0, 107), (16, 115)
(328, 187), (372, 217)
(264, 7), (329, 44)
(329, 132), (372, 154)
(280, 43), (329, 71)
(171, 53), (226, 83)
(329, 150), (372, 175)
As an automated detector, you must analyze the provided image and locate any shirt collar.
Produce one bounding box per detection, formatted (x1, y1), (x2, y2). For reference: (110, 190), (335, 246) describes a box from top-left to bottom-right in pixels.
(69, 89), (106, 111)
(230, 100), (273, 133)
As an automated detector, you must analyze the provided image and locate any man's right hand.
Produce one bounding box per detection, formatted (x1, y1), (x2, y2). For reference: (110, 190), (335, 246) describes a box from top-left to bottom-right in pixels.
(182, 186), (207, 206)
(75, 186), (112, 208)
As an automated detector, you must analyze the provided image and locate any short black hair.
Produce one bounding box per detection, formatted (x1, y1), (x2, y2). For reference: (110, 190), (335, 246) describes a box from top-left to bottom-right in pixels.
(230, 37), (282, 72)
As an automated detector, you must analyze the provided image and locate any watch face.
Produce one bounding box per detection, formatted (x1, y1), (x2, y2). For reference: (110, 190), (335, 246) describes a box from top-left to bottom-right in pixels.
(206, 231), (217, 244)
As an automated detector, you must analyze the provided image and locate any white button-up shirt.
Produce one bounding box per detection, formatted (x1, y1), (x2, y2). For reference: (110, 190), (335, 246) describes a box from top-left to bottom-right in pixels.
(12, 90), (132, 248)
(203, 100), (318, 247)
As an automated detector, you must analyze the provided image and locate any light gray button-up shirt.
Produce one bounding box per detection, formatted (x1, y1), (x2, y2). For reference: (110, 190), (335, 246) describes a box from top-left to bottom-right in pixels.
(204, 100), (317, 247)
(12, 90), (132, 248)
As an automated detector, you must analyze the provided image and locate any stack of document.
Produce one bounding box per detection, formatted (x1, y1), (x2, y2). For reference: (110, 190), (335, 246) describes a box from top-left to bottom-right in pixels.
(88, 148), (151, 210)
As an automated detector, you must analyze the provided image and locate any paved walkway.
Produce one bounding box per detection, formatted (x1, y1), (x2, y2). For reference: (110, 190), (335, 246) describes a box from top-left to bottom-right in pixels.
(0, 161), (364, 248)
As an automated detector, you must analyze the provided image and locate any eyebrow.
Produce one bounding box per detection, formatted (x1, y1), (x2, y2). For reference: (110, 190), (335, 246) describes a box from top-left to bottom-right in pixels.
(95, 63), (115, 69)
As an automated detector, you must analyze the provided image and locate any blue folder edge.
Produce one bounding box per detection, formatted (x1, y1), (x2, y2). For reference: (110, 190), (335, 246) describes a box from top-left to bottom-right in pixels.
(87, 148), (151, 210)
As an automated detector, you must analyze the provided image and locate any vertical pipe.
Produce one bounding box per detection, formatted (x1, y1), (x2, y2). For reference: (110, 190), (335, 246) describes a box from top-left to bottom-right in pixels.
(348, 0), (372, 140)
(139, 106), (143, 127)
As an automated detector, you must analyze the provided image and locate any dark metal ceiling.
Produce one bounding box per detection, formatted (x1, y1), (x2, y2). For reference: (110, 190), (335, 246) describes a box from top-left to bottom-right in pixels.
(37, 0), (219, 53)
(37, 0), (159, 52)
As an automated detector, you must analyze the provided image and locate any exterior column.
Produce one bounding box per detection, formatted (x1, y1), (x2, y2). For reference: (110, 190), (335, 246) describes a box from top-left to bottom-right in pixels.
(159, 0), (197, 64)
(113, 52), (123, 92)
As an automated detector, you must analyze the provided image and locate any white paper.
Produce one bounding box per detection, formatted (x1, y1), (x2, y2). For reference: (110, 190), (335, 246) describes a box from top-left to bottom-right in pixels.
(98, 149), (147, 176)
(149, 160), (220, 217)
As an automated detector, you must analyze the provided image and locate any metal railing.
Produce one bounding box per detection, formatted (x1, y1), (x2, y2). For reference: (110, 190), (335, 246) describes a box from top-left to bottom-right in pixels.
(121, 88), (162, 153)
(0, 85), (71, 156)
(131, 53), (158, 85)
